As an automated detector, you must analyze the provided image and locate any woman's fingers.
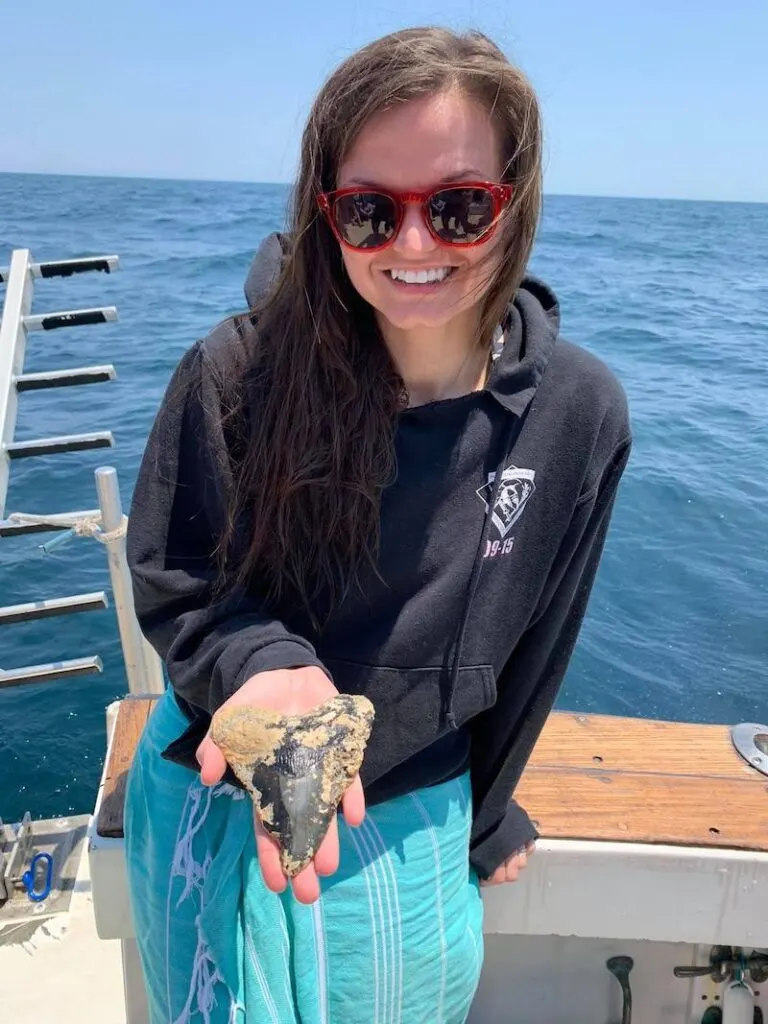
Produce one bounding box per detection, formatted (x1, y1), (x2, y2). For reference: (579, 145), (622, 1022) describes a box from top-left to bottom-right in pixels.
(253, 812), (288, 894)
(291, 861), (321, 904)
(196, 735), (227, 786)
(341, 774), (366, 828)
(253, 810), (328, 904)
(481, 844), (535, 886)
(313, 815), (340, 877)
(504, 858), (521, 882)
(481, 864), (506, 886)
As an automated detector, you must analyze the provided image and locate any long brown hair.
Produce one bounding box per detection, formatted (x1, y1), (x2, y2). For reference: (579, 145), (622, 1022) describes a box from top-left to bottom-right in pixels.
(220, 27), (542, 621)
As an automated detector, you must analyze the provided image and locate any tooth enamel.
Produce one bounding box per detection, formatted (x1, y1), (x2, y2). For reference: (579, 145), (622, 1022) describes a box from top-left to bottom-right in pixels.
(389, 267), (451, 284)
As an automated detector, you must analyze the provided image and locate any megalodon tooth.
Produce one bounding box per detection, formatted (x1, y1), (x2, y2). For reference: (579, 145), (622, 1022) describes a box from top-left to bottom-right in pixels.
(211, 693), (375, 877)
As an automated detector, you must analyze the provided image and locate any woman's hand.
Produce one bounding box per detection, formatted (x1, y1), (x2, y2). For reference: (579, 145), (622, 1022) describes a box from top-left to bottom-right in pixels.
(480, 841), (535, 886)
(196, 666), (365, 905)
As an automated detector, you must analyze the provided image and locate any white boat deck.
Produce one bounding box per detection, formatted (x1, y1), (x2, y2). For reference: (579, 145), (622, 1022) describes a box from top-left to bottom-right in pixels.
(0, 838), (125, 1022)
(2, 815), (768, 1022)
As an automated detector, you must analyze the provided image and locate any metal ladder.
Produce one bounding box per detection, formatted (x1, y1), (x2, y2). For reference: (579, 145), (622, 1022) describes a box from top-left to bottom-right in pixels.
(0, 247), (164, 907)
(0, 247), (164, 695)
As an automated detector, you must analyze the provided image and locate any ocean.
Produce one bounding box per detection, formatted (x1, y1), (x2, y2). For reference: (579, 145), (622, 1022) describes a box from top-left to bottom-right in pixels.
(1, 172), (766, 823)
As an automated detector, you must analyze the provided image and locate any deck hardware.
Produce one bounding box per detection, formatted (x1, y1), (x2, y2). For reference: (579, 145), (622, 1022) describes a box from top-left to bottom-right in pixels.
(607, 955), (633, 1024)
(722, 978), (757, 1024)
(701, 1009), (722, 1023)
(22, 851), (53, 902)
(0, 819), (7, 901)
(3, 812), (34, 896)
(731, 724), (768, 777)
(750, 955), (768, 985)
(675, 946), (733, 983)
(674, 948), (768, 986)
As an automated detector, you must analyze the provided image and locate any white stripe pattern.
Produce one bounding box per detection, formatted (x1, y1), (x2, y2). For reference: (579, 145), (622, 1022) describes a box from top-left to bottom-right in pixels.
(410, 793), (447, 1023)
(357, 820), (396, 1021)
(312, 898), (329, 1024)
(453, 775), (469, 819)
(278, 910), (294, 1013)
(354, 822), (394, 1023)
(462, 922), (483, 1021)
(245, 926), (281, 1024)
(362, 816), (403, 1024)
(166, 783), (194, 1018)
(347, 824), (382, 1024)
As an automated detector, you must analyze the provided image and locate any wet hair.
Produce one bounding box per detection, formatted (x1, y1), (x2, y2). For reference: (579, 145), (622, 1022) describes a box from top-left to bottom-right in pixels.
(219, 26), (542, 621)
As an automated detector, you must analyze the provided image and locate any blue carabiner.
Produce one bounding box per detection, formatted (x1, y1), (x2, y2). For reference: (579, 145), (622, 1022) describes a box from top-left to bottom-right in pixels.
(22, 852), (53, 903)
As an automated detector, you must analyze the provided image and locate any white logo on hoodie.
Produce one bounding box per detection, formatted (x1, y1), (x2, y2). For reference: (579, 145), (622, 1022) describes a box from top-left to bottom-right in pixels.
(476, 466), (536, 540)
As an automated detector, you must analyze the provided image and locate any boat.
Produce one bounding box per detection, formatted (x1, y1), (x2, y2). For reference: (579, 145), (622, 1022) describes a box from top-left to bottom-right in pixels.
(1, 246), (766, 1024)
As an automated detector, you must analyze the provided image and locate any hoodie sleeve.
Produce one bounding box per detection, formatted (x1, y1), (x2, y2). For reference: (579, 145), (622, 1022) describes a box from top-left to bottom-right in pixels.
(468, 436), (631, 878)
(126, 336), (329, 734)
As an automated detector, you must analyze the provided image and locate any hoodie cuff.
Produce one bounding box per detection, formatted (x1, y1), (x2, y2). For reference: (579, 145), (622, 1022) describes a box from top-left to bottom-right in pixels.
(227, 640), (333, 700)
(469, 799), (539, 879)
(161, 640), (332, 778)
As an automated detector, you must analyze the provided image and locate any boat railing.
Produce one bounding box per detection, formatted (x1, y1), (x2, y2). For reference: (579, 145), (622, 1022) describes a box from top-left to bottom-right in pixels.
(0, 248), (164, 695)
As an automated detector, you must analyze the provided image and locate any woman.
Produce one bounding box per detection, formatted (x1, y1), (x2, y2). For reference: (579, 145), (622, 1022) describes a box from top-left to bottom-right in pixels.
(125, 26), (631, 1024)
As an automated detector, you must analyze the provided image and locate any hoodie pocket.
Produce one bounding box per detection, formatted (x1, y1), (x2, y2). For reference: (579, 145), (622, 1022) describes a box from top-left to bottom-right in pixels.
(322, 658), (497, 782)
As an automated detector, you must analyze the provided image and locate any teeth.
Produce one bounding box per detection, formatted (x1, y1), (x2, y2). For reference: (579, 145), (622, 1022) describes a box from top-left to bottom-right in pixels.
(389, 267), (452, 284)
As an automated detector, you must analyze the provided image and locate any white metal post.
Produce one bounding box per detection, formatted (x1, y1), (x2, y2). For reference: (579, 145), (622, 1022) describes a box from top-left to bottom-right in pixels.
(0, 248), (33, 517)
(121, 938), (150, 1024)
(94, 466), (165, 695)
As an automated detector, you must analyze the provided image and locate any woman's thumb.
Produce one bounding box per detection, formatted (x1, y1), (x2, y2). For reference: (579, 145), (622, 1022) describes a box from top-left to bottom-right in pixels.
(196, 735), (227, 786)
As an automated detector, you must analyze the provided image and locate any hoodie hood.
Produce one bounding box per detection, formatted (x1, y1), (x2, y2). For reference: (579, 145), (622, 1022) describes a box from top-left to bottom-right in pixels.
(244, 231), (559, 419)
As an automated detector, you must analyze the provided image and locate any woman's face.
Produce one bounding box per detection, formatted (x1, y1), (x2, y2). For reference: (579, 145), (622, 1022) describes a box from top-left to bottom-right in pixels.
(335, 90), (505, 334)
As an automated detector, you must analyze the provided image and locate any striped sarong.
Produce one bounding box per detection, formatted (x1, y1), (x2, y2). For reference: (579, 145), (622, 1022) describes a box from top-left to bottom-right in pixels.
(125, 689), (484, 1023)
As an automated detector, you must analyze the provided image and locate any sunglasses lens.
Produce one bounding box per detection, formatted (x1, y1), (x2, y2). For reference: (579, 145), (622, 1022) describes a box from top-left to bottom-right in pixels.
(429, 187), (496, 244)
(333, 192), (398, 249)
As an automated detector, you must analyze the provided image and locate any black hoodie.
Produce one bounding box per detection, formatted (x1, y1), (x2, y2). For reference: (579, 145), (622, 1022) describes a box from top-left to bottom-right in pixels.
(127, 233), (631, 878)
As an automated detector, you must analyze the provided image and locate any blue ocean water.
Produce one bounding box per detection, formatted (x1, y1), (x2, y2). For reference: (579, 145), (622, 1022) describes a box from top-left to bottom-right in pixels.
(1, 172), (766, 823)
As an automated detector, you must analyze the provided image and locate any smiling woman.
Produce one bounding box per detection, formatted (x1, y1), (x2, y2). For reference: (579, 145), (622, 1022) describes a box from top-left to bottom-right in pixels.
(330, 94), (509, 347)
(124, 24), (630, 1024)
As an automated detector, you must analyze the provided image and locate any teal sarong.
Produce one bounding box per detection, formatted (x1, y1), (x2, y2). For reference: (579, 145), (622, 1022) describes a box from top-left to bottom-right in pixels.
(125, 689), (484, 1023)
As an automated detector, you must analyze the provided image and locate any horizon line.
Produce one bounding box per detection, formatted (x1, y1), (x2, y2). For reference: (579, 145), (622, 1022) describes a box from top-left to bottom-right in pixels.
(1, 168), (766, 207)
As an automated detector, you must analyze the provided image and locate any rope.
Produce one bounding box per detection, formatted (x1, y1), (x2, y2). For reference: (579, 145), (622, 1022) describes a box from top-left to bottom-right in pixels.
(0, 512), (128, 567)
(5, 511), (128, 544)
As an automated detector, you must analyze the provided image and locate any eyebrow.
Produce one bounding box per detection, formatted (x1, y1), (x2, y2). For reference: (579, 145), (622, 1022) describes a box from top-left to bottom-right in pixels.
(344, 168), (487, 188)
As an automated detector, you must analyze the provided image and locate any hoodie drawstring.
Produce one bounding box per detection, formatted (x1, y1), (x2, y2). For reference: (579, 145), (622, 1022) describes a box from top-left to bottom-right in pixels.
(444, 417), (518, 730)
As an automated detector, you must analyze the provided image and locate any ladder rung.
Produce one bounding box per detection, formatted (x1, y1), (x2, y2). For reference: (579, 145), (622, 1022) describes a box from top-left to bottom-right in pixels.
(0, 656), (103, 688)
(0, 255), (119, 283)
(36, 256), (119, 279)
(0, 592), (108, 625)
(23, 307), (118, 332)
(0, 509), (100, 537)
(15, 365), (116, 392)
(5, 431), (114, 458)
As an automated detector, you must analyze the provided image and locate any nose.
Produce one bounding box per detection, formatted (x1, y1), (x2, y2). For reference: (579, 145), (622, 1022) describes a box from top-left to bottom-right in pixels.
(391, 201), (438, 256)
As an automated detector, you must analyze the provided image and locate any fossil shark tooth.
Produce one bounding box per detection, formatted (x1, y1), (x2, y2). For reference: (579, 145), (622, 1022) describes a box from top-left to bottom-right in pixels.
(211, 693), (375, 877)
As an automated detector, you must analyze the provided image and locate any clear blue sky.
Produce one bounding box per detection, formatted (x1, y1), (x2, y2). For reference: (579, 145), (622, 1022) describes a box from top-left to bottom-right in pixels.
(3, 0), (766, 202)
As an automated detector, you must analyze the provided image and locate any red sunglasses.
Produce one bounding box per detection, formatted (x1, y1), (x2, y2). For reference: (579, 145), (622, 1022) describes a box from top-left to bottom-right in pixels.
(317, 181), (513, 252)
